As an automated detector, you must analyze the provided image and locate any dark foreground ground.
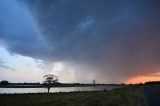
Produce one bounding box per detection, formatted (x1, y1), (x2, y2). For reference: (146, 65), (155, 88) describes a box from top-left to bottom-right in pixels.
(0, 86), (147, 106)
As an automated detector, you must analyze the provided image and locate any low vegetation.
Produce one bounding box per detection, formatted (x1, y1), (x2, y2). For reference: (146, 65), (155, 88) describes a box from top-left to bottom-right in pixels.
(0, 86), (147, 106)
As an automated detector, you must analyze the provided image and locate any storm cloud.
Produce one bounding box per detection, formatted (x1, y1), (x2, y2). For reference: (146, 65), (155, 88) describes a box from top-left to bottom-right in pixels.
(0, 0), (160, 83)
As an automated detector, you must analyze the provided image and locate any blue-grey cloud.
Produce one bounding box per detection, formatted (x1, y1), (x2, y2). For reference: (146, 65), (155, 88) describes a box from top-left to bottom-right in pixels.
(0, 59), (8, 69)
(0, 0), (50, 59)
(0, 0), (160, 82)
(0, 58), (15, 71)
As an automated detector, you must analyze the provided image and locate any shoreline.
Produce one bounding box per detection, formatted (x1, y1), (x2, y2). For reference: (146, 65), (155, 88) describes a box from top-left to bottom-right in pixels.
(0, 84), (122, 88)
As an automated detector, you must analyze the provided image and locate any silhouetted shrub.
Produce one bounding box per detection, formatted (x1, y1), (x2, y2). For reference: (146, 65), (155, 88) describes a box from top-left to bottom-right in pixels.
(0, 80), (9, 86)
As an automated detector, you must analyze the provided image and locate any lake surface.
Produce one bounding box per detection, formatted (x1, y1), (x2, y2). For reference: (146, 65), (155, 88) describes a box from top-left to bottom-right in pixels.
(0, 86), (121, 94)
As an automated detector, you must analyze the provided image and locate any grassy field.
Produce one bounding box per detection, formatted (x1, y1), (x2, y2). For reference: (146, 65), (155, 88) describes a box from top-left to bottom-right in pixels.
(0, 86), (148, 106)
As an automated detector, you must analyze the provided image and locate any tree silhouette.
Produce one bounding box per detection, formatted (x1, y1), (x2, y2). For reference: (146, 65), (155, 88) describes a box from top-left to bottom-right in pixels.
(43, 74), (58, 93)
(0, 80), (9, 86)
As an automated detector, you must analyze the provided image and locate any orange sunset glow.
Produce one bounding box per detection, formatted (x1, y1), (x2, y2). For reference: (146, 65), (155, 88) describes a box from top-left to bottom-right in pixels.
(126, 76), (160, 84)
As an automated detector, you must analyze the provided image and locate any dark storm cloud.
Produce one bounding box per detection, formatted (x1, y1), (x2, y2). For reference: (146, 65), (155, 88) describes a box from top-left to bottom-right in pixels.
(1, 0), (160, 82)
(0, 0), (50, 59)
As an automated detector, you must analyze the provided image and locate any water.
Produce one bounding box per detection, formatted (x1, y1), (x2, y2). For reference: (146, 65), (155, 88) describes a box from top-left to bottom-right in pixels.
(0, 86), (121, 94)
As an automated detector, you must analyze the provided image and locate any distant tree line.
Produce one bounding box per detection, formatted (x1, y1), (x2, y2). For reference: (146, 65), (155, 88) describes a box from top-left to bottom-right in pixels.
(10, 82), (41, 85)
(145, 81), (160, 85)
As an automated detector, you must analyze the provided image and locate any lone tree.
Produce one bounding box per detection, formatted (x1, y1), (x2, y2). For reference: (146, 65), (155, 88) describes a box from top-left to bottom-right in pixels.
(43, 74), (58, 93)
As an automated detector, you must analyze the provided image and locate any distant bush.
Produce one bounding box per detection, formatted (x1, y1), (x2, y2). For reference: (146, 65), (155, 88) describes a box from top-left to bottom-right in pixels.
(0, 80), (9, 86)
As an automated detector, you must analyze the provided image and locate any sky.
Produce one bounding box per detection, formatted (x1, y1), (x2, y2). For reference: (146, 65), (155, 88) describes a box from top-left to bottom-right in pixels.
(0, 0), (160, 84)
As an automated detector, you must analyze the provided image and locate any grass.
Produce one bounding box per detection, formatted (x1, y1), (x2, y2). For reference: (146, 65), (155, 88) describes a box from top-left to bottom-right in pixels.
(0, 86), (148, 106)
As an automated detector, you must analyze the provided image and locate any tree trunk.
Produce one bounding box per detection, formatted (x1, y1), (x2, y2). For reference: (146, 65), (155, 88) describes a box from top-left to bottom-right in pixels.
(48, 82), (51, 93)
(48, 87), (50, 93)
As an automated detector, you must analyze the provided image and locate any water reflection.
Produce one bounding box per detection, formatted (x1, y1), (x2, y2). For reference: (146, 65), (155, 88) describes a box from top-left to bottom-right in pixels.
(0, 86), (121, 94)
